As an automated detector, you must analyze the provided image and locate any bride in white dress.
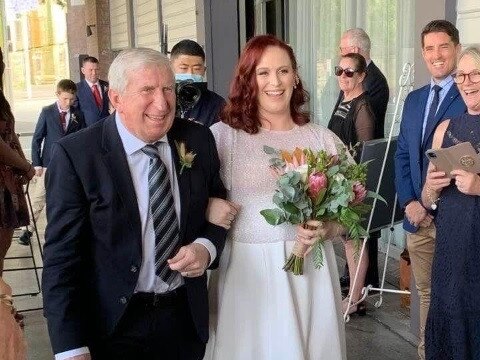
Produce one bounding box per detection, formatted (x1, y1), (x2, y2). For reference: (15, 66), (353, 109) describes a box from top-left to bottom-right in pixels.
(205, 35), (346, 360)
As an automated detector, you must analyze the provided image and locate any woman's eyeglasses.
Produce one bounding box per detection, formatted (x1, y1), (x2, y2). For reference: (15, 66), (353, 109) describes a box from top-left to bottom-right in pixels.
(453, 70), (480, 84)
(334, 66), (357, 78)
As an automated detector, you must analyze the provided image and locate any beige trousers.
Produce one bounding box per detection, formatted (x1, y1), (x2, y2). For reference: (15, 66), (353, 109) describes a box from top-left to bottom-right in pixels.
(406, 222), (436, 360)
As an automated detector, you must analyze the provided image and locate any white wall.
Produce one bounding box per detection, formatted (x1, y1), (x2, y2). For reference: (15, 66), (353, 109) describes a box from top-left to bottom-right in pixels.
(457, 0), (480, 47)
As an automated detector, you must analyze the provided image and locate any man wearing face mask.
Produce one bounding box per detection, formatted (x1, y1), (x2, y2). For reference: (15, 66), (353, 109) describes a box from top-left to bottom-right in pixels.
(170, 40), (226, 127)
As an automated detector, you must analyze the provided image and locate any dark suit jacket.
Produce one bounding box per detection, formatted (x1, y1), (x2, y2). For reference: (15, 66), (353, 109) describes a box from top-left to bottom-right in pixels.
(42, 115), (227, 354)
(394, 83), (466, 233)
(31, 103), (86, 168)
(181, 89), (226, 127)
(75, 79), (110, 126)
(333, 61), (389, 139)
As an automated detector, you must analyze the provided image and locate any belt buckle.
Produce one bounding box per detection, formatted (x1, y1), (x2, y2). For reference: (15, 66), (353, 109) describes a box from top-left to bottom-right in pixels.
(152, 290), (175, 307)
(152, 293), (163, 307)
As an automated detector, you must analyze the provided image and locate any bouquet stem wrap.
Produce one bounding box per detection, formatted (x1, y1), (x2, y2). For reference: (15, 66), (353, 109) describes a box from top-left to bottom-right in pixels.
(283, 223), (318, 275)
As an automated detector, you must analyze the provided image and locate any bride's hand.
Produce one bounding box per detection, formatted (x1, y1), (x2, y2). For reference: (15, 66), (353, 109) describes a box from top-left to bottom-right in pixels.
(206, 197), (241, 229)
(296, 220), (346, 245)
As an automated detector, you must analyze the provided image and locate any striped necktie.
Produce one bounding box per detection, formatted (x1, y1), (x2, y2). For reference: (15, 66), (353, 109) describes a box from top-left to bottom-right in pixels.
(142, 143), (180, 283)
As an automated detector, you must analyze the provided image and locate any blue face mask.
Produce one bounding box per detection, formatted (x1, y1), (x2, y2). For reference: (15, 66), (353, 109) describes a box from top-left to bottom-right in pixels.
(175, 73), (204, 83)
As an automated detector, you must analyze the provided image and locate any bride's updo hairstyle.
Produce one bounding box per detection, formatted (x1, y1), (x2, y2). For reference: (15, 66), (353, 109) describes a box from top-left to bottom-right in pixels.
(221, 34), (310, 134)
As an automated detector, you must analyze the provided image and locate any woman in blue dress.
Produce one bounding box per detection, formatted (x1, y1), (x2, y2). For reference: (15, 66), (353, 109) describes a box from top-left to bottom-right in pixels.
(422, 46), (480, 360)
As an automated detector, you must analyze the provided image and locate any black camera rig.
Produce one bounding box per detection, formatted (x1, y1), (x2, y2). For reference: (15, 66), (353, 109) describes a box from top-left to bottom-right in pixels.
(175, 80), (207, 119)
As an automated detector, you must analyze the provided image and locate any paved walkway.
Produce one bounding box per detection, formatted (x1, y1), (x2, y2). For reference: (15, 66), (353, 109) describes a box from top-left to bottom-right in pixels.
(4, 222), (418, 359)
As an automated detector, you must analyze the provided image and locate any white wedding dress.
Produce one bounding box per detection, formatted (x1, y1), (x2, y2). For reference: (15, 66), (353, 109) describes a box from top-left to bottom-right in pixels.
(205, 122), (347, 360)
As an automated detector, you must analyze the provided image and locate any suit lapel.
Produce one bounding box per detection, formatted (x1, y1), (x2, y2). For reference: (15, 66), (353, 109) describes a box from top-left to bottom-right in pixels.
(422, 85), (460, 147)
(101, 115), (142, 251)
(49, 105), (64, 134)
(167, 124), (190, 242)
(65, 107), (78, 134)
(411, 87), (429, 150)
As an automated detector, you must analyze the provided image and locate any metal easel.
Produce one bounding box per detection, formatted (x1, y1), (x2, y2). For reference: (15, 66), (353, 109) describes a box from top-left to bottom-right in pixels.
(344, 62), (414, 322)
(4, 174), (44, 311)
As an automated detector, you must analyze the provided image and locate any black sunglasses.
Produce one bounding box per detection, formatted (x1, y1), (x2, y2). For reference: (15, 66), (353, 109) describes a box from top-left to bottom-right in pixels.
(334, 66), (357, 78)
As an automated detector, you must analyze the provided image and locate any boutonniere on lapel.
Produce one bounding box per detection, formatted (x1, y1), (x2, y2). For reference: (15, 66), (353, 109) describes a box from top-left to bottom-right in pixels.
(175, 140), (196, 175)
(71, 113), (78, 124)
(104, 85), (108, 93)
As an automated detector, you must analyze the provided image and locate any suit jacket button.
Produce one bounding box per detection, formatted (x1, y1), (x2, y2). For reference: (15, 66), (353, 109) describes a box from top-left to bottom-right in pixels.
(120, 296), (127, 305)
(130, 265), (138, 273)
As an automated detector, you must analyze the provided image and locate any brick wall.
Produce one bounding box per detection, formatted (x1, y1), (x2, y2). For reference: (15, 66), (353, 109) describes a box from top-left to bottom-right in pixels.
(66, 3), (87, 82)
(67, 0), (115, 82)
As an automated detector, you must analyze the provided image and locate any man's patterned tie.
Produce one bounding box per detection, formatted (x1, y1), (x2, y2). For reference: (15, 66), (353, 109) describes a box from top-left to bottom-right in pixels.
(142, 144), (180, 282)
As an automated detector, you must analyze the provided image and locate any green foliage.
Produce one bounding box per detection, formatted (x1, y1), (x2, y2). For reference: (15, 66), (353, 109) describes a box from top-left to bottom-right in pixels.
(261, 144), (388, 272)
(313, 240), (324, 269)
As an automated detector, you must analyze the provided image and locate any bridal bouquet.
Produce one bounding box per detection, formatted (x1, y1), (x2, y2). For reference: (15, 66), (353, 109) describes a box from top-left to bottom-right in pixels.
(260, 145), (383, 275)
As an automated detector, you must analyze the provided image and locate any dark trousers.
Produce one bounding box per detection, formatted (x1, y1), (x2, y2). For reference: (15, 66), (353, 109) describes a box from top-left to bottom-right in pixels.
(91, 287), (205, 360)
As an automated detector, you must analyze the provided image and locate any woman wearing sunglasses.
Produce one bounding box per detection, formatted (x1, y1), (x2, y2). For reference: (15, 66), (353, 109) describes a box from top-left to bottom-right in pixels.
(328, 52), (375, 316)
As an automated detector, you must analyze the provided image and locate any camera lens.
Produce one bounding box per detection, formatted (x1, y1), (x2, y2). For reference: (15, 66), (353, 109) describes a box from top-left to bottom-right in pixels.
(176, 80), (202, 118)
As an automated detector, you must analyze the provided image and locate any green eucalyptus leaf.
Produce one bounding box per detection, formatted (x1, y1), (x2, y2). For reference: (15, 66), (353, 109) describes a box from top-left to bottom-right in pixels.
(260, 209), (286, 225)
(263, 145), (278, 155)
(367, 191), (387, 204)
(283, 202), (300, 215)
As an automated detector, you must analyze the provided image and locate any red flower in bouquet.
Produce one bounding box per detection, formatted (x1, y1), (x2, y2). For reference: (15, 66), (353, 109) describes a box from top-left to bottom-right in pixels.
(351, 181), (367, 205)
(308, 172), (328, 200)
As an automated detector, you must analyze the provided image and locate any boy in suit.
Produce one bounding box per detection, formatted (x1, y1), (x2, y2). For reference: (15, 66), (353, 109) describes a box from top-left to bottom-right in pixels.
(17, 79), (85, 245)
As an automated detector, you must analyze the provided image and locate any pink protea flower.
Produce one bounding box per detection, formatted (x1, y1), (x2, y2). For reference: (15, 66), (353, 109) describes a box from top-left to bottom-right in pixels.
(351, 181), (367, 205)
(308, 172), (328, 199)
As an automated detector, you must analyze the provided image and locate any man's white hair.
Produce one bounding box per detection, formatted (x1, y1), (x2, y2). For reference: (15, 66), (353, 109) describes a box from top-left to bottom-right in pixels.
(343, 28), (371, 53)
(108, 47), (173, 94)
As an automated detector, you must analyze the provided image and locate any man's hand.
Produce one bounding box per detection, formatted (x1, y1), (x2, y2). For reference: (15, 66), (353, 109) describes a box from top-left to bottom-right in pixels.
(168, 243), (210, 278)
(418, 214), (433, 228)
(206, 197), (241, 229)
(405, 201), (428, 227)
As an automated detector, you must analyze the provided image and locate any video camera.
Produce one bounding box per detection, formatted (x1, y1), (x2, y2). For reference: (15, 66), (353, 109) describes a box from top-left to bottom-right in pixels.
(175, 80), (207, 119)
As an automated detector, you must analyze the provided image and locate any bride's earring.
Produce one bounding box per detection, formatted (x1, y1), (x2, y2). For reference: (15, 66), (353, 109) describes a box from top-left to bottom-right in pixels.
(293, 75), (300, 89)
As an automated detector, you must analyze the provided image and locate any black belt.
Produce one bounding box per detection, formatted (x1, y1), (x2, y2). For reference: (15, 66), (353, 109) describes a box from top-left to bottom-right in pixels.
(132, 286), (186, 308)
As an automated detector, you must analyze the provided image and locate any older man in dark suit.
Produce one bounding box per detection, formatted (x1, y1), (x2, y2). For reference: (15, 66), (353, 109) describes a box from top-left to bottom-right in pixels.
(42, 48), (226, 360)
(75, 56), (110, 126)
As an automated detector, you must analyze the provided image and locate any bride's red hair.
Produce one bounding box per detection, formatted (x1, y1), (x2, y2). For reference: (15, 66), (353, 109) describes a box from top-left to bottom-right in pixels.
(221, 35), (310, 134)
